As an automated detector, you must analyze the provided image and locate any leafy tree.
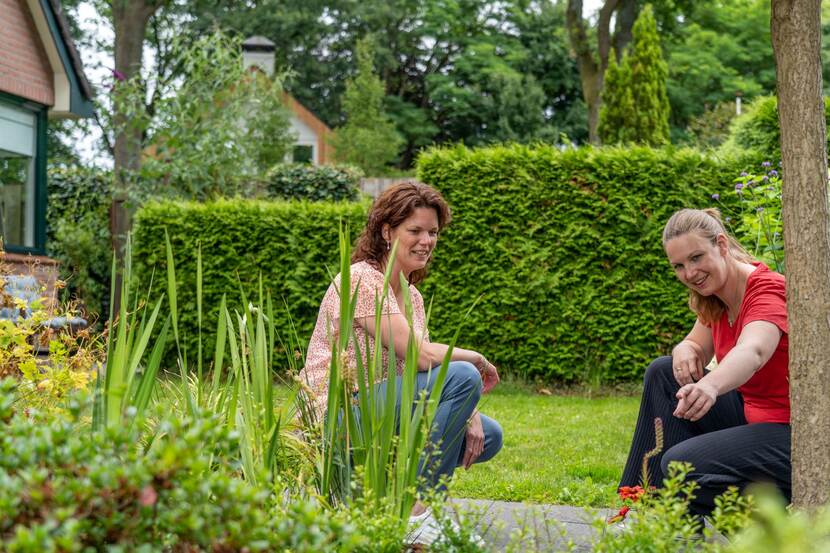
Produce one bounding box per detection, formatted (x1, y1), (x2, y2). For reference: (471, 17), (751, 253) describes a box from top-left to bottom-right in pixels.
(665, 0), (775, 141)
(330, 38), (402, 175)
(599, 5), (670, 146)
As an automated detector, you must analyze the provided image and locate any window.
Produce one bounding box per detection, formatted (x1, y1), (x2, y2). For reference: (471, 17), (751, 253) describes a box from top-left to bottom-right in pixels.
(0, 101), (37, 249)
(292, 144), (314, 164)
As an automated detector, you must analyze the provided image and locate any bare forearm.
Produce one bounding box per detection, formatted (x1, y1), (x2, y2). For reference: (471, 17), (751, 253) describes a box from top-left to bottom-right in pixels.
(419, 342), (481, 371)
(699, 344), (763, 395)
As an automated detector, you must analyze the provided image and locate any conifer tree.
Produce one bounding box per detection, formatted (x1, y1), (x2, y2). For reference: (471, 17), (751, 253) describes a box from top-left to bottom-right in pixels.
(598, 5), (670, 145)
(330, 38), (403, 175)
(599, 51), (636, 144)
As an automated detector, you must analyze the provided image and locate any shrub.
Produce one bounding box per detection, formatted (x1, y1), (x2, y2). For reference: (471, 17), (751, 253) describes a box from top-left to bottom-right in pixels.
(0, 380), (403, 552)
(265, 163), (363, 202)
(721, 95), (830, 160)
(132, 198), (368, 368)
(416, 143), (756, 382)
(46, 166), (112, 321)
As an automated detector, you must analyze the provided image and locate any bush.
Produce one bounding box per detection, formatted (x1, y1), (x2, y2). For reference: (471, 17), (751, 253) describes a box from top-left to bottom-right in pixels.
(46, 165), (112, 321)
(265, 163), (363, 202)
(416, 144), (757, 382)
(132, 198), (368, 368)
(0, 380), (403, 552)
(721, 95), (830, 160)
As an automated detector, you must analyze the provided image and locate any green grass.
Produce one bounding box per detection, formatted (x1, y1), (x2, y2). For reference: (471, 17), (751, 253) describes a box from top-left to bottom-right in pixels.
(153, 374), (639, 508)
(448, 382), (640, 508)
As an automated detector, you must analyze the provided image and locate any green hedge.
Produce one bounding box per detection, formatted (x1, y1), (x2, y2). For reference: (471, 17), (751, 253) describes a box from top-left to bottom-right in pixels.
(416, 144), (757, 382)
(133, 146), (759, 382)
(132, 199), (368, 368)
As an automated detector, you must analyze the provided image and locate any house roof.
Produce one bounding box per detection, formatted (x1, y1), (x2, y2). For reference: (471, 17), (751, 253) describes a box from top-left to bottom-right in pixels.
(29, 0), (94, 117)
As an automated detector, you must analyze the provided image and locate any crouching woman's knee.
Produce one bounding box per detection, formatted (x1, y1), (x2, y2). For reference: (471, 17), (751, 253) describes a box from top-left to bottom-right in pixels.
(446, 361), (483, 399)
(644, 356), (674, 387)
(478, 415), (504, 464)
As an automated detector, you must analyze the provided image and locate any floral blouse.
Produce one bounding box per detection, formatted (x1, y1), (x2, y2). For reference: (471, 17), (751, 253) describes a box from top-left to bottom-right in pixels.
(299, 261), (428, 417)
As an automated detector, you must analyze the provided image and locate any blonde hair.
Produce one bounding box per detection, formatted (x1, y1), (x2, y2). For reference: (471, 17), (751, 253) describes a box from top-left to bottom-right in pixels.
(662, 208), (754, 324)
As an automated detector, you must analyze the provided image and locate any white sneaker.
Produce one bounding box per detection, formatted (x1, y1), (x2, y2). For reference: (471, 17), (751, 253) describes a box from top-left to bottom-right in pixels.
(408, 509), (443, 547)
(407, 508), (485, 548)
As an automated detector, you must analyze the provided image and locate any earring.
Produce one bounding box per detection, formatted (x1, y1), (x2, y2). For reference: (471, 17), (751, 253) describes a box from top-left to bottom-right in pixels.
(386, 241), (391, 251)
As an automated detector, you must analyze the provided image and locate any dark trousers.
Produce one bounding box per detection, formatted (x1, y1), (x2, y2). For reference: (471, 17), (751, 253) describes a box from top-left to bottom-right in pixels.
(619, 356), (791, 515)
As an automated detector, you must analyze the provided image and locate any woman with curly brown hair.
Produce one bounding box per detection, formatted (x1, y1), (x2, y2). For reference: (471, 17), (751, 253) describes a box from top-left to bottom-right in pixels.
(300, 181), (503, 546)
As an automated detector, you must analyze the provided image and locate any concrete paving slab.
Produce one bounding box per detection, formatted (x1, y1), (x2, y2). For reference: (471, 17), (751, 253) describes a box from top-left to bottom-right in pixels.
(451, 499), (614, 551)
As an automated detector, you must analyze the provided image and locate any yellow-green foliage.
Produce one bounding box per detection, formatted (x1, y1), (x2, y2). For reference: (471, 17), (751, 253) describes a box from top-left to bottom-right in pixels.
(0, 277), (98, 414)
(132, 198), (369, 368)
(416, 143), (756, 382)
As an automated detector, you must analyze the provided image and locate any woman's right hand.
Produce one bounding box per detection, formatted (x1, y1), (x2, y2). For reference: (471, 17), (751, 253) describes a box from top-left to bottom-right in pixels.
(672, 341), (704, 386)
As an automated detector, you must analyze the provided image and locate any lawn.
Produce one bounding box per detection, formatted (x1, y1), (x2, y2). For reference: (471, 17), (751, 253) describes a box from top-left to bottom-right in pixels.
(449, 382), (641, 508)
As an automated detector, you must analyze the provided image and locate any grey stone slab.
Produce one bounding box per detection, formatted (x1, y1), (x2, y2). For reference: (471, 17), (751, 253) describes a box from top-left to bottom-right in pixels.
(450, 499), (615, 552)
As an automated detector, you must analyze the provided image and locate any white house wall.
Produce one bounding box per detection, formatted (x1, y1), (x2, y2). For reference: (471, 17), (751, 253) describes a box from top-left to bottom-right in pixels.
(287, 114), (320, 165)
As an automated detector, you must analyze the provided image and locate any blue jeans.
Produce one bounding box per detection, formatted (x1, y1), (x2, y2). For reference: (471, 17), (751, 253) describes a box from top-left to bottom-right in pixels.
(369, 361), (503, 492)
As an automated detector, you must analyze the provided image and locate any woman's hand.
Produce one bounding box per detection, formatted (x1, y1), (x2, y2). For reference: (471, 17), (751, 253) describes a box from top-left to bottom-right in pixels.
(473, 355), (500, 393)
(674, 380), (718, 421)
(462, 412), (484, 469)
(672, 341), (704, 386)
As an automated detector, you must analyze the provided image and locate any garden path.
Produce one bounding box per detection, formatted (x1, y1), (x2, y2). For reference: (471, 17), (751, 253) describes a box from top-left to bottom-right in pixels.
(453, 499), (609, 551)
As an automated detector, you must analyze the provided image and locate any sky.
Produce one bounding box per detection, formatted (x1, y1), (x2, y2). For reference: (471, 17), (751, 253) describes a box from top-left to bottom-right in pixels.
(69, 0), (607, 167)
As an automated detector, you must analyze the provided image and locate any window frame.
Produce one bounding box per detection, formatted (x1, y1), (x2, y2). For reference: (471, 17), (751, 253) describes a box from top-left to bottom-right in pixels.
(0, 91), (47, 256)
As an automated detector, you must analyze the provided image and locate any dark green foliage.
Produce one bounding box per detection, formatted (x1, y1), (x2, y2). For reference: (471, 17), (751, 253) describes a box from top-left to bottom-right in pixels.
(46, 166), (112, 321)
(724, 95), (830, 160)
(265, 163), (363, 202)
(0, 380), (397, 551)
(416, 144), (755, 382)
(132, 199), (368, 368)
(600, 5), (670, 146)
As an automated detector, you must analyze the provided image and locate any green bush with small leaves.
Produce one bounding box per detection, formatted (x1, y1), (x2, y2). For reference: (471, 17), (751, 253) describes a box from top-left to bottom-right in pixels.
(416, 143), (757, 382)
(265, 163), (363, 202)
(0, 380), (406, 552)
(721, 95), (830, 160)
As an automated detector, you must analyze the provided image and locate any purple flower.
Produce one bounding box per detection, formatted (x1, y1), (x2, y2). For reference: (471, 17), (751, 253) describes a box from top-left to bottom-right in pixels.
(747, 180), (756, 187)
(725, 216), (732, 223)
(762, 175), (769, 182)
(769, 169), (779, 177)
(111, 68), (126, 82)
(740, 172), (748, 177)
(757, 207), (764, 213)
(762, 161), (772, 168)
(711, 193), (720, 201)
(735, 182), (744, 191)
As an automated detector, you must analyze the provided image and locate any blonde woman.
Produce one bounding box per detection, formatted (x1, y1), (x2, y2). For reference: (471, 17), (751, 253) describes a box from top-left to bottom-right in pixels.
(617, 208), (790, 519)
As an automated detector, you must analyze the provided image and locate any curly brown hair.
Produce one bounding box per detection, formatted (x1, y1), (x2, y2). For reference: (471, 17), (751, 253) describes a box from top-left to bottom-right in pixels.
(352, 180), (451, 285)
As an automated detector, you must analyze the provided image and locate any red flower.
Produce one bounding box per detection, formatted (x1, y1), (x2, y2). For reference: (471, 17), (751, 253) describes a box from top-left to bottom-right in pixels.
(139, 485), (157, 507)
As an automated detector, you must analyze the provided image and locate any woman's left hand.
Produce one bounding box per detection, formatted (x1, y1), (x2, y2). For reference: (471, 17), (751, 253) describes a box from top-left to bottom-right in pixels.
(462, 412), (485, 469)
(674, 381), (718, 421)
(479, 361), (500, 393)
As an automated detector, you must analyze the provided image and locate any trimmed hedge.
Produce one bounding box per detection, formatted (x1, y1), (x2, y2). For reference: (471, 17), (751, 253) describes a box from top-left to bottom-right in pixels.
(416, 144), (756, 382)
(132, 199), (368, 367)
(133, 145), (759, 382)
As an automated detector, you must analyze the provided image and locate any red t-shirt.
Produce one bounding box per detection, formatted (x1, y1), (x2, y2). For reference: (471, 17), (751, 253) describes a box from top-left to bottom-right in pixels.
(710, 263), (789, 424)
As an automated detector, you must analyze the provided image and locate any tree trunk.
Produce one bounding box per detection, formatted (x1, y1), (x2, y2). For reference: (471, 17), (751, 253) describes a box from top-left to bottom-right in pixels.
(771, 0), (830, 508)
(109, 0), (162, 313)
(612, 0), (637, 61)
(566, 0), (629, 144)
